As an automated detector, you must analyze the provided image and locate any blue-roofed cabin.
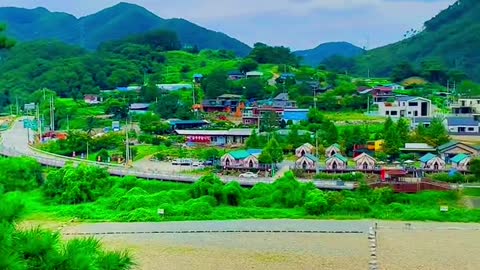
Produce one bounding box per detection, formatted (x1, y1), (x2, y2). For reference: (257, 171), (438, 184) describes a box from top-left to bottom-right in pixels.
(420, 153), (445, 171)
(193, 74), (204, 83)
(295, 153), (318, 171)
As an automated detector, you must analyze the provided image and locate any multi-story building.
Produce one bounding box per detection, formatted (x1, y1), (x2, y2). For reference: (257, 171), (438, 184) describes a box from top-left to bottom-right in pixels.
(450, 98), (480, 115)
(377, 96), (432, 118)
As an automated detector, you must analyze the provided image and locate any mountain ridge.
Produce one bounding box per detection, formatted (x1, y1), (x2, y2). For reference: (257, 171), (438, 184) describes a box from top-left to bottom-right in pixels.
(294, 42), (364, 67)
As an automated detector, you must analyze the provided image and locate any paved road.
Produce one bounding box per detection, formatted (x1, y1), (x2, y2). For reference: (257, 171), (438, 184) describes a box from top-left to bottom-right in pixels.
(0, 119), (354, 190)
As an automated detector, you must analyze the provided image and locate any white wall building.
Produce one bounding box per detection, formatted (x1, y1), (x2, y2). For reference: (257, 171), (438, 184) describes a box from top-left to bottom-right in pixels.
(377, 96), (432, 118)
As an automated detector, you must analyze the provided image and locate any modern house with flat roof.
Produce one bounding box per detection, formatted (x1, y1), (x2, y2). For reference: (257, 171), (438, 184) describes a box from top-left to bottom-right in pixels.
(447, 117), (480, 134)
(377, 96), (432, 118)
(175, 129), (256, 146)
(450, 97), (480, 115)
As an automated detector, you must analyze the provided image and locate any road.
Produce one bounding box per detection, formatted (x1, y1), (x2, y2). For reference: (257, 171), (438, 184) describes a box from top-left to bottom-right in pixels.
(0, 119), (354, 189)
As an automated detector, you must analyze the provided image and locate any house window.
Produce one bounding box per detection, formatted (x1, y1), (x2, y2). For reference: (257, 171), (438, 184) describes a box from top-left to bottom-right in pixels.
(408, 111), (411, 114)
(409, 102), (418, 106)
(468, 127), (475, 132)
(414, 111), (418, 116)
(391, 111), (398, 116)
(386, 111), (390, 115)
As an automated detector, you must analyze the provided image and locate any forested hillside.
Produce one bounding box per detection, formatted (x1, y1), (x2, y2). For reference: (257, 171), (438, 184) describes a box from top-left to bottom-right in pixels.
(354, 0), (480, 80)
(294, 42), (363, 67)
(0, 2), (251, 55)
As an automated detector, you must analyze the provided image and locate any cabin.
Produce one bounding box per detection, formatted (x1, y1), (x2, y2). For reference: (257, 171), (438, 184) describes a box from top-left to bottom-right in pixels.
(295, 154), (318, 171)
(221, 149), (261, 169)
(326, 154), (348, 170)
(353, 153), (376, 170)
(437, 141), (479, 161)
(420, 153), (446, 171)
(451, 154), (471, 171)
(295, 143), (314, 158)
(325, 143), (341, 158)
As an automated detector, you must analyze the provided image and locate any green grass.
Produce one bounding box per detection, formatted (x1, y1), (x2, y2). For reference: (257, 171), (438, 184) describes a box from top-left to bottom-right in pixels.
(463, 187), (480, 197)
(323, 112), (385, 122)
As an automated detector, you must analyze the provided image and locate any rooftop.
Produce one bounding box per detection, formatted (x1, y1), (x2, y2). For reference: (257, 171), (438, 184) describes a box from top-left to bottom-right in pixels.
(304, 153), (319, 162)
(175, 129), (255, 136)
(330, 153), (348, 163)
(274, 93), (289, 101)
(451, 153), (470, 163)
(157, 84), (193, 91)
(129, 103), (150, 110)
(401, 143), (435, 152)
(420, 153), (438, 163)
(447, 117), (479, 127)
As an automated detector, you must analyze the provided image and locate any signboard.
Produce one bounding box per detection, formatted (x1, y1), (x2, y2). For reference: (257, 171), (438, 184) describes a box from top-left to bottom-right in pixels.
(440, 206), (449, 212)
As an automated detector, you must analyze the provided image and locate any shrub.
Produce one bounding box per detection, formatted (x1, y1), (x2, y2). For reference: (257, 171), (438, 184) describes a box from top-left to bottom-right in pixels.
(429, 173), (465, 183)
(334, 197), (371, 213)
(190, 174), (224, 204)
(271, 172), (310, 208)
(304, 190), (329, 215)
(222, 182), (243, 206)
(0, 157), (43, 192)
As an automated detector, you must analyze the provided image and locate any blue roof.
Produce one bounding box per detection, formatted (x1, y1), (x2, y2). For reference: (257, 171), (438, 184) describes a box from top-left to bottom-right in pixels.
(396, 96), (421, 102)
(283, 110), (308, 122)
(280, 73), (296, 78)
(193, 74), (203, 78)
(420, 153), (437, 163)
(169, 120), (209, 125)
(447, 117), (479, 127)
(451, 154), (469, 163)
(246, 149), (262, 155)
(304, 153), (318, 162)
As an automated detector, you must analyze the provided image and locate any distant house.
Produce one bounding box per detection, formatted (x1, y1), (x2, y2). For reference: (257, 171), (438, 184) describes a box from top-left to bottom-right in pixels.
(384, 83), (405, 91)
(437, 141), (479, 160)
(246, 71), (263, 78)
(283, 109), (308, 124)
(273, 93), (296, 108)
(360, 87), (394, 103)
(295, 154), (318, 171)
(420, 153), (445, 171)
(259, 129), (312, 137)
(129, 103), (150, 114)
(167, 119), (209, 130)
(278, 73), (296, 83)
(325, 143), (341, 158)
(117, 86), (141, 92)
(451, 154), (471, 171)
(447, 117), (480, 134)
(228, 71), (245, 80)
(377, 96), (432, 118)
(202, 94), (243, 113)
(353, 153), (376, 170)
(295, 143), (314, 158)
(326, 154), (348, 170)
(157, 84), (193, 92)
(193, 74), (204, 83)
(84, 94), (102, 105)
(221, 149), (261, 169)
(450, 97), (480, 115)
(400, 143), (436, 154)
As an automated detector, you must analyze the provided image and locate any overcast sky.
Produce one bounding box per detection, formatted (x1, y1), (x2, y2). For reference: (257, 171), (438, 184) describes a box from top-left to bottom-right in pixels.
(0, 0), (455, 50)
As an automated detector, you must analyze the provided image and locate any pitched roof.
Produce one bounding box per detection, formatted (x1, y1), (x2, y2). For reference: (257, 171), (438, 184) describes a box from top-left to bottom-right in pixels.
(129, 103), (150, 110)
(437, 141), (458, 151)
(353, 152), (375, 162)
(396, 96), (419, 102)
(451, 154), (469, 164)
(304, 153), (318, 162)
(274, 93), (289, 101)
(246, 149), (262, 156)
(420, 153), (437, 163)
(228, 150), (251, 160)
(329, 143), (340, 149)
(447, 117), (479, 127)
(329, 153), (348, 163)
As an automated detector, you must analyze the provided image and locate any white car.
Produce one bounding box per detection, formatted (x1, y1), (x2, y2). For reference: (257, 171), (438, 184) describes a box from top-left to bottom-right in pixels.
(239, 172), (258, 178)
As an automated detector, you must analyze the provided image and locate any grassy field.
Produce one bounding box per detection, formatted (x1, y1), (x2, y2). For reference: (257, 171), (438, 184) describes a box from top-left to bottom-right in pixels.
(323, 112), (385, 122)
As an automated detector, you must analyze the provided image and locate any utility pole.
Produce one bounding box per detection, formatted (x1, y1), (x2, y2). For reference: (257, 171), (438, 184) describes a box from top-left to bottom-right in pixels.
(49, 96), (55, 132)
(15, 97), (19, 116)
(86, 141), (89, 160)
(66, 115), (70, 131)
(125, 118), (130, 167)
(36, 106), (41, 143)
(315, 130), (319, 174)
(367, 95), (370, 114)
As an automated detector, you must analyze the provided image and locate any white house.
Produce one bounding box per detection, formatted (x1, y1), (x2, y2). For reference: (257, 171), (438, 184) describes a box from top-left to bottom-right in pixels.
(377, 96), (432, 118)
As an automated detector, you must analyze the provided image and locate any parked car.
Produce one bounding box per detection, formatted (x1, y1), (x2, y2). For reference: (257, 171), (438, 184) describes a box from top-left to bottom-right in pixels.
(172, 159), (193, 166)
(239, 172), (258, 178)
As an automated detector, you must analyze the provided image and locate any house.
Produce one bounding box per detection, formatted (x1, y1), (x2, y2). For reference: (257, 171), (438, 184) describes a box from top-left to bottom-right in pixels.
(168, 120), (210, 130)
(129, 103), (150, 114)
(420, 153), (446, 171)
(242, 107), (284, 126)
(202, 94), (243, 113)
(384, 83), (405, 91)
(259, 129), (312, 137)
(325, 143), (341, 158)
(283, 109), (308, 124)
(450, 98), (480, 115)
(277, 73), (296, 83)
(447, 117), (480, 134)
(437, 141), (479, 161)
(84, 94), (102, 105)
(400, 143), (436, 154)
(273, 93), (297, 108)
(157, 84), (193, 92)
(295, 143), (314, 158)
(326, 154), (348, 170)
(193, 74), (203, 83)
(353, 140), (384, 157)
(175, 129), (256, 146)
(451, 154), (471, 171)
(353, 153), (376, 170)
(246, 71), (263, 78)
(377, 96), (432, 118)
(360, 87), (394, 103)
(117, 86), (141, 92)
(295, 154), (318, 171)
(228, 71), (245, 80)
(221, 149), (261, 169)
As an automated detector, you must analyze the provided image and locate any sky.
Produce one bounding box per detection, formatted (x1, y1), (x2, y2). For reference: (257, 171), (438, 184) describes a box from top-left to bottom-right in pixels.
(0, 0), (456, 50)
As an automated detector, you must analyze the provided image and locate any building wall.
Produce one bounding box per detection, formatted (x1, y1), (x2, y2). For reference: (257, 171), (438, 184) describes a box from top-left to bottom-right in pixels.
(378, 99), (431, 118)
(448, 126), (480, 134)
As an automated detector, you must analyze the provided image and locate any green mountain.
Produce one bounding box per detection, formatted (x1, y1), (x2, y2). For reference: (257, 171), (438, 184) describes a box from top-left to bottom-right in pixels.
(294, 42), (364, 67)
(0, 2), (252, 56)
(355, 0), (480, 80)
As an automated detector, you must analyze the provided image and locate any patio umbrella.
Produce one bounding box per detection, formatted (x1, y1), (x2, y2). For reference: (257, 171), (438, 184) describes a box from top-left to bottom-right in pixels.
(404, 160), (415, 164)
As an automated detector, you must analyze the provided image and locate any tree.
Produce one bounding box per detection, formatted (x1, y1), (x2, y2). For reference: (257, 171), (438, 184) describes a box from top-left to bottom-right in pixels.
(260, 111), (279, 132)
(243, 78), (266, 99)
(139, 113), (171, 135)
(396, 118), (411, 145)
(140, 83), (160, 103)
(0, 24), (15, 49)
(246, 129), (261, 148)
(383, 117), (394, 138)
(105, 99), (129, 120)
(239, 58), (258, 73)
(202, 70), (228, 98)
(425, 117), (450, 147)
(263, 138), (284, 164)
(391, 62), (417, 82)
(383, 123), (401, 158)
(469, 159), (480, 179)
(324, 121), (339, 146)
